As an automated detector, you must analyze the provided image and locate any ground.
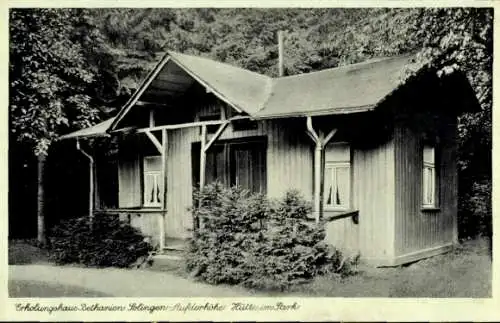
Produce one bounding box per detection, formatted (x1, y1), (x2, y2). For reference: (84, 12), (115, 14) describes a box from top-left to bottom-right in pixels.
(8, 238), (491, 297)
(289, 238), (492, 297)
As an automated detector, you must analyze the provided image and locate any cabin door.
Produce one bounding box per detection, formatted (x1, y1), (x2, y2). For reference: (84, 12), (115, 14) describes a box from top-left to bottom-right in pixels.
(192, 138), (267, 193)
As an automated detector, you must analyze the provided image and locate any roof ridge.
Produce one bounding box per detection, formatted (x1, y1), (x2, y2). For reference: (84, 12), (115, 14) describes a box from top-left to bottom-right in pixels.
(167, 50), (272, 81)
(257, 78), (277, 113)
(274, 54), (413, 81)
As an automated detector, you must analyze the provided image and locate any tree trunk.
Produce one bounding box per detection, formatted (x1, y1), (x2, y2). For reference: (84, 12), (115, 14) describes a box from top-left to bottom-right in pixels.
(37, 154), (47, 245)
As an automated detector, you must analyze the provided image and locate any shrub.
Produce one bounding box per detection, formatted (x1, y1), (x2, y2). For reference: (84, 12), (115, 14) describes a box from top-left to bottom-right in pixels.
(186, 184), (350, 290)
(187, 183), (268, 284)
(458, 179), (492, 239)
(49, 215), (153, 268)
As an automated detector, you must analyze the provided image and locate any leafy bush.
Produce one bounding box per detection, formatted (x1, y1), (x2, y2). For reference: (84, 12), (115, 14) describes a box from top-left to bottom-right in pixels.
(49, 215), (153, 268)
(186, 184), (352, 290)
(458, 179), (492, 239)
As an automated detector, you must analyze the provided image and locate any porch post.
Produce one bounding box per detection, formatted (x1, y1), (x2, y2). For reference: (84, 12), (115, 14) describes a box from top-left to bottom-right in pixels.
(76, 139), (94, 225)
(159, 128), (167, 250)
(306, 117), (337, 223)
(196, 124), (208, 231)
(199, 124), (207, 192)
(313, 140), (323, 223)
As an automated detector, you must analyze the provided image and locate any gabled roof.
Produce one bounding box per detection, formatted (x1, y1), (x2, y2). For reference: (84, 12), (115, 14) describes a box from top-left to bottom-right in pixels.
(168, 51), (272, 115)
(108, 51), (272, 131)
(60, 50), (474, 140)
(255, 55), (414, 119)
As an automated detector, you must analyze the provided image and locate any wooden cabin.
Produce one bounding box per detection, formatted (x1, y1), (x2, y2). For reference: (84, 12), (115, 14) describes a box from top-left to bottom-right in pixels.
(59, 51), (479, 266)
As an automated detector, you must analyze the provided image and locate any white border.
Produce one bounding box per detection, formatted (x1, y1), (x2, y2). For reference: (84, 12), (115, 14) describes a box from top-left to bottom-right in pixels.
(1, 1), (498, 321)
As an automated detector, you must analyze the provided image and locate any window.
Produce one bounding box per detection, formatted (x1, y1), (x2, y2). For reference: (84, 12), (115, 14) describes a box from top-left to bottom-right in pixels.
(143, 156), (163, 207)
(324, 143), (351, 210)
(192, 138), (267, 193)
(422, 145), (437, 208)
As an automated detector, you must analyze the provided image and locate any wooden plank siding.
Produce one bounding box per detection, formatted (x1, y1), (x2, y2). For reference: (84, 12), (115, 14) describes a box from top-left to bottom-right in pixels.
(393, 112), (458, 261)
(350, 139), (395, 263)
(162, 116), (314, 238)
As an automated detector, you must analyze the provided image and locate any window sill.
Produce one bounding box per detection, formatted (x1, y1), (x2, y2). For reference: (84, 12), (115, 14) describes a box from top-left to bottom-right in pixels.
(96, 208), (165, 214)
(421, 207), (440, 212)
(306, 209), (359, 223)
(324, 207), (350, 212)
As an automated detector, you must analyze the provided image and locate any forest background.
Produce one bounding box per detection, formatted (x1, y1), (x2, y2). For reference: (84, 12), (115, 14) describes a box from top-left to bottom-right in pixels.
(8, 8), (493, 241)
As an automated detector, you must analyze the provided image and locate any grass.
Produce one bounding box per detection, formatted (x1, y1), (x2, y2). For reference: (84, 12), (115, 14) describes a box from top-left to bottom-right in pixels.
(9, 237), (491, 297)
(8, 239), (50, 265)
(9, 280), (110, 297)
(155, 238), (491, 297)
(288, 238), (492, 297)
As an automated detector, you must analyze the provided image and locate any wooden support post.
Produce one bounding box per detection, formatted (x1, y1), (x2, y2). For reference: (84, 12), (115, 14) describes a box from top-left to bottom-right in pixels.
(197, 124), (208, 231)
(76, 139), (94, 225)
(149, 108), (155, 127)
(159, 128), (167, 250)
(313, 142), (322, 223)
(199, 124), (207, 192)
(305, 116), (338, 224)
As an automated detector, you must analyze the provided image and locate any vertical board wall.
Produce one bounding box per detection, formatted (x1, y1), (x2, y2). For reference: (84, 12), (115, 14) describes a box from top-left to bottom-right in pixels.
(393, 113), (458, 261)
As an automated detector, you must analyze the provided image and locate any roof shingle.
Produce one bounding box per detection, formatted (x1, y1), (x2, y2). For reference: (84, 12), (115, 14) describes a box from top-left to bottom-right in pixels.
(59, 52), (416, 139)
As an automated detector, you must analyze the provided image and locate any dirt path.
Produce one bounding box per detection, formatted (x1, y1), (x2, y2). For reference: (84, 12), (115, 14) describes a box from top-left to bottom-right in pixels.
(9, 264), (258, 297)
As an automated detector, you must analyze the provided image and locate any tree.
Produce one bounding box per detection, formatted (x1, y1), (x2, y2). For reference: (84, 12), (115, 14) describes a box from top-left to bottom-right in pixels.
(10, 8), (491, 242)
(9, 9), (102, 243)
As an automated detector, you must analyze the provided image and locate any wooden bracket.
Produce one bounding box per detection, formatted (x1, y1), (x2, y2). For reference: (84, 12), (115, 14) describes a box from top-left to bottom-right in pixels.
(204, 122), (229, 153)
(305, 116), (338, 224)
(144, 130), (162, 154)
(323, 128), (338, 146)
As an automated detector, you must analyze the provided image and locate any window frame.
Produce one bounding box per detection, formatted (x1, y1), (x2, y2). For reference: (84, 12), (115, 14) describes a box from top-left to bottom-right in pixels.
(143, 155), (163, 208)
(323, 142), (352, 211)
(191, 136), (267, 193)
(422, 144), (438, 209)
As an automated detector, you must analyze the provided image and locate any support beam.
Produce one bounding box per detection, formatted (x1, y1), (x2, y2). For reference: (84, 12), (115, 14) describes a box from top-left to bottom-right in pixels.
(136, 100), (173, 108)
(114, 115), (250, 135)
(199, 124), (207, 192)
(76, 139), (94, 225)
(136, 119), (228, 133)
(313, 142), (322, 223)
(306, 116), (320, 142)
(324, 128), (338, 146)
(144, 130), (162, 154)
(149, 108), (155, 127)
(220, 104), (227, 120)
(204, 122), (229, 153)
(197, 124), (208, 231)
(159, 128), (167, 250)
(305, 116), (338, 223)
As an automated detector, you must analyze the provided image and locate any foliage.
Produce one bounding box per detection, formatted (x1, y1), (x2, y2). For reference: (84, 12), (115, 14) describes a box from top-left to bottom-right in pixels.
(10, 9), (97, 156)
(49, 215), (153, 268)
(186, 184), (353, 290)
(89, 8), (492, 238)
(9, 8), (491, 238)
(458, 180), (492, 239)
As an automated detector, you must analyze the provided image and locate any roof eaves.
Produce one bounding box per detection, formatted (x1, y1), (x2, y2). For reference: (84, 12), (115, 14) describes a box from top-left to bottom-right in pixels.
(58, 117), (115, 140)
(109, 53), (171, 131)
(251, 104), (376, 120)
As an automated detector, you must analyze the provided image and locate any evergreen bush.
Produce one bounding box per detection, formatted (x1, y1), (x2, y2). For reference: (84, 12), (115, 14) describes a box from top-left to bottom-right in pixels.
(49, 215), (153, 268)
(186, 183), (354, 290)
